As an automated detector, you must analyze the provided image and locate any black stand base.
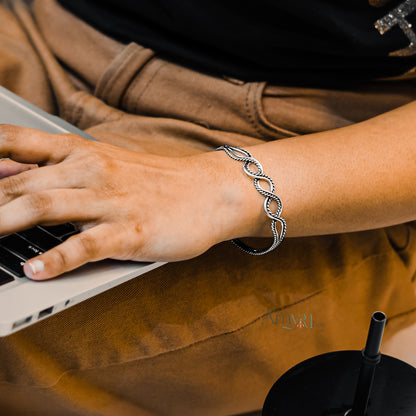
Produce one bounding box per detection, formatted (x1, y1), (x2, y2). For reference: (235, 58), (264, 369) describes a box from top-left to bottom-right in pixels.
(262, 351), (416, 416)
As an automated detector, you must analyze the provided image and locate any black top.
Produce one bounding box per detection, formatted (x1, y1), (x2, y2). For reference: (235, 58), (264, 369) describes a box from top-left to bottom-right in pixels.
(58, 0), (416, 86)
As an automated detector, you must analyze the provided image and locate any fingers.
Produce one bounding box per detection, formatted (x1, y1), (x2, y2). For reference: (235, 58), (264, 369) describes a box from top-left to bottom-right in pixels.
(23, 223), (127, 280)
(0, 124), (81, 164)
(0, 162), (84, 205)
(0, 189), (104, 234)
(0, 158), (38, 179)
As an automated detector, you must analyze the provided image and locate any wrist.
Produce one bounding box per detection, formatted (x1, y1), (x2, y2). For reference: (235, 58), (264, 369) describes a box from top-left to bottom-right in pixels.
(192, 149), (276, 244)
(215, 145), (287, 254)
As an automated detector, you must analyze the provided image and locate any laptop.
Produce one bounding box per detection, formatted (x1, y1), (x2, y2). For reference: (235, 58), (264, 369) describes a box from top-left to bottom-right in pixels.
(0, 86), (165, 337)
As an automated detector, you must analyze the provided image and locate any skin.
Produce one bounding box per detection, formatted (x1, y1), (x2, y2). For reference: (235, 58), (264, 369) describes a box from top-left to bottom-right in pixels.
(0, 100), (415, 280)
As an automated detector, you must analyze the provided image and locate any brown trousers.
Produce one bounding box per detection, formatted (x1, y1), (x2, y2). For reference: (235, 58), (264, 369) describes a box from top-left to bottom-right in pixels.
(0, 1), (415, 415)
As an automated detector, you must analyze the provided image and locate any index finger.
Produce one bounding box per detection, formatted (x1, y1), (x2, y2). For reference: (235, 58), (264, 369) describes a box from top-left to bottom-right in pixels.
(0, 124), (80, 164)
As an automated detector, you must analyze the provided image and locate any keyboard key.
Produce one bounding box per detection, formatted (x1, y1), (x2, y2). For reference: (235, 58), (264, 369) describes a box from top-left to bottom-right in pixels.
(0, 246), (25, 277)
(0, 234), (44, 260)
(17, 227), (61, 251)
(39, 223), (77, 239)
(0, 268), (14, 286)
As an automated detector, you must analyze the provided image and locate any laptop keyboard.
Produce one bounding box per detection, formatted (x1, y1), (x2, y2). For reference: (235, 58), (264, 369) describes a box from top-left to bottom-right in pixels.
(0, 223), (78, 285)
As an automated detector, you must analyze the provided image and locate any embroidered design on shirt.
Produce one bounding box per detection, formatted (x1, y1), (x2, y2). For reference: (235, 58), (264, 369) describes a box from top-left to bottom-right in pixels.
(374, 0), (416, 56)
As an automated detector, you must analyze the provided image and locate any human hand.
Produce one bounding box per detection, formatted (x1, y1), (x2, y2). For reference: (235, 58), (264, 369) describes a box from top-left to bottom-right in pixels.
(0, 158), (38, 178)
(0, 125), (259, 280)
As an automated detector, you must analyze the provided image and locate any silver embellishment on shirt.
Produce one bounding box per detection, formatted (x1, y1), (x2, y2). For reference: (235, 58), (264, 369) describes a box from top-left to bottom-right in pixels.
(374, 0), (416, 56)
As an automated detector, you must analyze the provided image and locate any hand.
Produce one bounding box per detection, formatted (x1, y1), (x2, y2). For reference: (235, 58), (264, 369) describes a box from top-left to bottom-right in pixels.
(0, 125), (256, 280)
(0, 158), (38, 178)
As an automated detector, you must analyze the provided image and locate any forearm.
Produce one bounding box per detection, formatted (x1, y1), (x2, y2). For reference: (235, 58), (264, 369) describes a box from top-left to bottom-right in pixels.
(211, 101), (416, 239)
(0, 101), (415, 279)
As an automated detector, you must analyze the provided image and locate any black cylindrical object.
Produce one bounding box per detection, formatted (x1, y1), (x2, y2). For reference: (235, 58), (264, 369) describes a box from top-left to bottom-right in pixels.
(363, 311), (387, 358)
(350, 311), (386, 416)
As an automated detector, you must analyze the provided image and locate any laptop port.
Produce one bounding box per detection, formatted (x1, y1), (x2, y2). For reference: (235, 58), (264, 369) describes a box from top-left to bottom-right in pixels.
(38, 306), (53, 319)
(12, 315), (32, 329)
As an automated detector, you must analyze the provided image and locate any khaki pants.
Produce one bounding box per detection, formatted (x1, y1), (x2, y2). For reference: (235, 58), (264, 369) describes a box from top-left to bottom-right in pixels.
(0, 1), (415, 415)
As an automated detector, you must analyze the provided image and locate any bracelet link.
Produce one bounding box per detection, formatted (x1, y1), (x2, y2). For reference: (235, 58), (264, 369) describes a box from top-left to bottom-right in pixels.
(216, 145), (286, 255)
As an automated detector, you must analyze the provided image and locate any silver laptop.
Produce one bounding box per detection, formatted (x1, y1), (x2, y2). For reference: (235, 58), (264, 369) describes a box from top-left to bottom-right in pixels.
(0, 86), (165, 337)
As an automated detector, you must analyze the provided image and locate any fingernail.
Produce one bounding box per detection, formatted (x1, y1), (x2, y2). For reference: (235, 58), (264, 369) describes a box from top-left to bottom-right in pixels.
(26, 260), (45, 277)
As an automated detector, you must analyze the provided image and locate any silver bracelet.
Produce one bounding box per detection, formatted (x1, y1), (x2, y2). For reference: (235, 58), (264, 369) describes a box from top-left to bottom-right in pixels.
(216, 145), (286, 255)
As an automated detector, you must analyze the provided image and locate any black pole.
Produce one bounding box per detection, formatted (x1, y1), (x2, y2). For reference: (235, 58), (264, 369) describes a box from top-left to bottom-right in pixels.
(349, 311), (387, 416)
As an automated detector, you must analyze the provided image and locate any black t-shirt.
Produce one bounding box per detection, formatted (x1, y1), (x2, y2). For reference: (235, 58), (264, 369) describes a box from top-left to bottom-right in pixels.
(57, 0), (416, 86)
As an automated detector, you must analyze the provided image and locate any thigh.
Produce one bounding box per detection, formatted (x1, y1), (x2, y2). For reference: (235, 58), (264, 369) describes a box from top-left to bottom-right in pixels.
(1, 226), (415, 415)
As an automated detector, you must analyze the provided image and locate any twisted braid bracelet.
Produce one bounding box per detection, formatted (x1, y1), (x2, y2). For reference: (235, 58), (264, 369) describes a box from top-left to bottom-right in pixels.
(216, 145), (286, 255)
